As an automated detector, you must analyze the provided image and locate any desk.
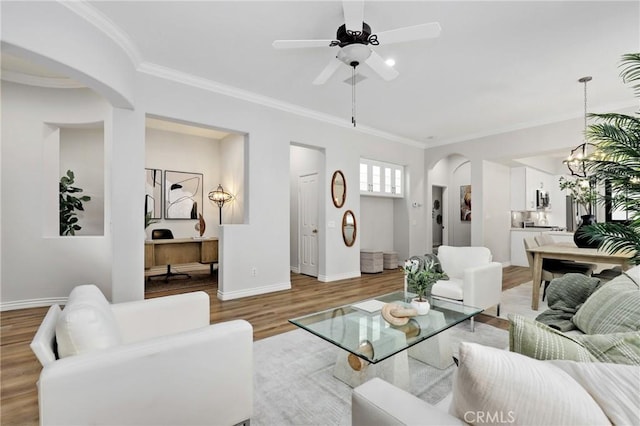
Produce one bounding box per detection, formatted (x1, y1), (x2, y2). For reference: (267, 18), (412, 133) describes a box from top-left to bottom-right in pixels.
(526, 243), (633, 310)
(145, 238), (218, 270)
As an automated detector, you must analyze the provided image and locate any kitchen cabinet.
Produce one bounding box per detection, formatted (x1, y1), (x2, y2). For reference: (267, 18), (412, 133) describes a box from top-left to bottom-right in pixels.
(360, 159), (403, 198)
(510, 167), (554, 211)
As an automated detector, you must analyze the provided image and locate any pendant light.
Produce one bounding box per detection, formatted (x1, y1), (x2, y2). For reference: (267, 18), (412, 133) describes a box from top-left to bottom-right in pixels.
(563, 76), (594, 177)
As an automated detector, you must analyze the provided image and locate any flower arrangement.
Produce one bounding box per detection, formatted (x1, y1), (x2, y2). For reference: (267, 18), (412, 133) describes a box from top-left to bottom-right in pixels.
(402, 258), (448, 302)
(558, 176), (597, 216)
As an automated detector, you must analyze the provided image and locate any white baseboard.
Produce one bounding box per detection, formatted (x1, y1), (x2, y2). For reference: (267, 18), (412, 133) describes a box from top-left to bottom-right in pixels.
(217, 281), (291, 301)
(290, 266), (300, 274)
(317, 271), (361, 282)
(1, 297), (67, 312)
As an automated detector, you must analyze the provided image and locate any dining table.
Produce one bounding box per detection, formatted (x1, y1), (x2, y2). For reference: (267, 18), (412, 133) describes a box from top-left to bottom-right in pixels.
(525, 242), (634, 310)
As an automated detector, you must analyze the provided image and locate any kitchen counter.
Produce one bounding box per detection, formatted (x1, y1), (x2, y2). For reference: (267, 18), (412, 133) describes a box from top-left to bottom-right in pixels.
(511, 228), (572, 235)
(510, 228), (574, 266)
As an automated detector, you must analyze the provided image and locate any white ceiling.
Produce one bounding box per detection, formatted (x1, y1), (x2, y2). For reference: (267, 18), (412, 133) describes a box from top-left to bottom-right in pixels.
(7, 1), (640, 147)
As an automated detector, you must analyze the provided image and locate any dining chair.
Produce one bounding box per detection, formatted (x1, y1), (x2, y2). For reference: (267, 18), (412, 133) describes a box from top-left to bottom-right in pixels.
(523, 237), (595, 301)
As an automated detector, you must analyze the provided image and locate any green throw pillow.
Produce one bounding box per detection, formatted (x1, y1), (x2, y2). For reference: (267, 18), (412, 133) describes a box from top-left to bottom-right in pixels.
(509, 314), (596, 362)
(572, 274), (640, 334)
(573, 332), (640, 365)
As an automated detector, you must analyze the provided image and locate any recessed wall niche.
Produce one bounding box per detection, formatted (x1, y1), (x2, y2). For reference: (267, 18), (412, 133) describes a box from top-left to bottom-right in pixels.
(144, 116), (246, 237)
(59, 125), (105, 235)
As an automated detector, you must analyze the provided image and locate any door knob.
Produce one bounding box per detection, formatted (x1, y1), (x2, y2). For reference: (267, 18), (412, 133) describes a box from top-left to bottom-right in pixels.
(312, 229), (318, 233)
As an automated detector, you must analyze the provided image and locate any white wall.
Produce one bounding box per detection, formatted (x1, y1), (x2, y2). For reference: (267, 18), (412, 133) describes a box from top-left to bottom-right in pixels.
(360, 196), (394, 252)
(2, 1), (135, 108)
(1, 82), (114, 306)
(220, 133), (246, 225)
(60, 126), (105, 236)
(145, 127), (220, 239)
(482, 161), (511, 263)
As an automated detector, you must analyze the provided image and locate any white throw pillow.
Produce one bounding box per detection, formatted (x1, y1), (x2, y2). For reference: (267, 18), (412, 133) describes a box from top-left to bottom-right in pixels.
(449, 342), (609, 425)
(56, 285), (122, 358)
(551, 360), (640, 426)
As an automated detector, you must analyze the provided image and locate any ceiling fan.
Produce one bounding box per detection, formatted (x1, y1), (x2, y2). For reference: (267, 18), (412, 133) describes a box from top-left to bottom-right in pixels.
(272, 0), (441, 85)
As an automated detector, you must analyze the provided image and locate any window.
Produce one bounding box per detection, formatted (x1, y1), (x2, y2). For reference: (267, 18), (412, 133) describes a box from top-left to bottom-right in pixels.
(360, 159), (404, 198)
(359, 163), (368, 191)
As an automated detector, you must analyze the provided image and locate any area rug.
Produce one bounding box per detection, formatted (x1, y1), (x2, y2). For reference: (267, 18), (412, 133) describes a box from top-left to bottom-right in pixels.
(484, 281), (548, 320)
(252, 321), (508, 426)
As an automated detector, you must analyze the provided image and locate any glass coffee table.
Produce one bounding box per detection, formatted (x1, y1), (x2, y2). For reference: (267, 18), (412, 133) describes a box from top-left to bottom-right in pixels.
(289, 291), (482, 389)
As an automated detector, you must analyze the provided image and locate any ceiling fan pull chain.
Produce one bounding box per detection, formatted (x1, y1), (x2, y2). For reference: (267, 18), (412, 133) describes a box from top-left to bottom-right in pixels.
(352, 65), (357, 127)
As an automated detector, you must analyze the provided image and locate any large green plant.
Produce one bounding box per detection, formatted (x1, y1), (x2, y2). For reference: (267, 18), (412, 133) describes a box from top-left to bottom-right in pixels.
(59, 169), (91, 236)
(582, 53), (640, 265)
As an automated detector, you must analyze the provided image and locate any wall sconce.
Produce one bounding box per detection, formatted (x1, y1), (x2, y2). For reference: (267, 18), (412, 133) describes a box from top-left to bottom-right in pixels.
(208, 184), (233, 225)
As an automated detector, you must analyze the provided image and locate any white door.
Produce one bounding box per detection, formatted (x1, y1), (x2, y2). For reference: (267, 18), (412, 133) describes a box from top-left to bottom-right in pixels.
(299, 173), (319, 277)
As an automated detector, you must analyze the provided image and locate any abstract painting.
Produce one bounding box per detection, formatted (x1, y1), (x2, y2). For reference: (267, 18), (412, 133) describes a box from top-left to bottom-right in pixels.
(164, 170), (203, 219)
(145, 168), (162, 219)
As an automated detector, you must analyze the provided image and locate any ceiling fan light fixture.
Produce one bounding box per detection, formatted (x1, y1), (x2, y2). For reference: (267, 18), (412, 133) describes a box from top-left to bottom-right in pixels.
(337, 43), (371, 66)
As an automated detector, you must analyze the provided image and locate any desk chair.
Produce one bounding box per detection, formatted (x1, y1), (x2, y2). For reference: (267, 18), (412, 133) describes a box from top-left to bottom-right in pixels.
(148, 229), (191, 281)
(523, 237), (595, 301)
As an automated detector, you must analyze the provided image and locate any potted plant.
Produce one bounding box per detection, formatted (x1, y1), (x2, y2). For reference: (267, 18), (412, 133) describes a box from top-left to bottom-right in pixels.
(403, 258), (448, 315)
(558, 175), (599, 248)
(59, 169), (91, 236)
(581, 52), (640, 264)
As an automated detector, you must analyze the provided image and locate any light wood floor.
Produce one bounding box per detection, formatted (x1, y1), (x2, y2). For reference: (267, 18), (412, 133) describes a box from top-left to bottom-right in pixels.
(0, 266), (531, 425)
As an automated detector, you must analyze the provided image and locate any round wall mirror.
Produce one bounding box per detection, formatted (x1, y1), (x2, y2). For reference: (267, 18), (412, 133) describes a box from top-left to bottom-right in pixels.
(342, 210), (357, 247)
(331, 170), (346, 208)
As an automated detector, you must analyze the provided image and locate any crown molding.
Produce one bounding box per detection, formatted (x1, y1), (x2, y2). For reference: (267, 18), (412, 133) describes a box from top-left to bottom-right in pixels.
(429, 99), (639, 148)
(138, 62), (425, 148)
(1, 70), (86, 88)
(54, 1), (424, 147)
(58, 0), (141, 67)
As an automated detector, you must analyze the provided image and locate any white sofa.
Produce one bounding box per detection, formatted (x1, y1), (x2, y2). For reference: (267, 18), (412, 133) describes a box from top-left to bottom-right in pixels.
(30, 285), (253, 426)
(352, 342), (640, 426)
(431, 246), (502, 329)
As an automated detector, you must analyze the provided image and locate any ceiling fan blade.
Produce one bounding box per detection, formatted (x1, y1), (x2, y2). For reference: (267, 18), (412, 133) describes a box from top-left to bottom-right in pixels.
(365, 50), (399, 81)
(313, 57), (343, 85)
(342, 0), (364, 33)
(375, 22), (441, 45)
(272, 39), (334, 49)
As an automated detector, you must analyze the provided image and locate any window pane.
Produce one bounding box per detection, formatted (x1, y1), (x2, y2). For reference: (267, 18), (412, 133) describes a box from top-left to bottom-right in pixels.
(372, 165), (381, 192)
(384, 168), (391, 193)
(360, 163), (368, 191)
(395, 169), (402, 195)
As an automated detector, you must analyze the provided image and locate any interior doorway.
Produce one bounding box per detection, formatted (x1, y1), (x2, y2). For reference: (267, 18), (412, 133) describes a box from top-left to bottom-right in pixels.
(299, 173), (319, 277)
(290, 144), (324, 278)
(432, 185), (445, 251)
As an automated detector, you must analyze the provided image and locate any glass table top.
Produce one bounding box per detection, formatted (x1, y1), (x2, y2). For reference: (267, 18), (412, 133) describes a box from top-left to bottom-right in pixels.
(289, 291), (482, 364)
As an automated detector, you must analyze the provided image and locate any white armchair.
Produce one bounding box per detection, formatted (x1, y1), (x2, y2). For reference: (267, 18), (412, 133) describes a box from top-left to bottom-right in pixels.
(30, 285), (253, 426)
(430, 246), (502, 330)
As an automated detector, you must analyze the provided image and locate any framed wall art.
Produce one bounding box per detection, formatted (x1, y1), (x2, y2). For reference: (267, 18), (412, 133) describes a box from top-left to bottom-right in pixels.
(460, 185), (471, 221)
(145, 168), (163, 219)
(164, 170), (203, 220)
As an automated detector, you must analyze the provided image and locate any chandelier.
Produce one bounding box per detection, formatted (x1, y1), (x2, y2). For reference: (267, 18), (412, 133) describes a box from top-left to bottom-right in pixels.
(563, 76), (595, 178)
